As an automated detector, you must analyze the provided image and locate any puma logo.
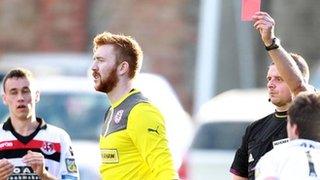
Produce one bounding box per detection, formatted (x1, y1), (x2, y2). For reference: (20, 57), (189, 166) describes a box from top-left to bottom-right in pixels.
(147, 126), (159, 135)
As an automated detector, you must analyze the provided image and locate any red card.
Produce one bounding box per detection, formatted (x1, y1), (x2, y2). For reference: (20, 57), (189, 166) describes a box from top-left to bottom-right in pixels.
(241, 0), (261, 21)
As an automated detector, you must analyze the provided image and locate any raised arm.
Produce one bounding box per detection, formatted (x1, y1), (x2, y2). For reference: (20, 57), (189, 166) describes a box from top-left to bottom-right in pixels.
(252, 11), (311, 96)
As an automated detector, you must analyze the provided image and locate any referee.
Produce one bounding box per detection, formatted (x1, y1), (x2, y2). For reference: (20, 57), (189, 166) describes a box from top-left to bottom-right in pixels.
(230, 12), (312, 180)
(230, 58), (308, 179)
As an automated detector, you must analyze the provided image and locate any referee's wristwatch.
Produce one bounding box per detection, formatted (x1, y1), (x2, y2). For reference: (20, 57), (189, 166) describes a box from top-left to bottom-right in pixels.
(265, 37), (280, 51)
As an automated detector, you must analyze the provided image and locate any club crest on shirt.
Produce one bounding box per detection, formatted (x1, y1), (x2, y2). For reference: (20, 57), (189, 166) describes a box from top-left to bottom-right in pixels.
(114, 110), (124, 124)
(65, 158), (78, 173)
(40, 141), (56, 155)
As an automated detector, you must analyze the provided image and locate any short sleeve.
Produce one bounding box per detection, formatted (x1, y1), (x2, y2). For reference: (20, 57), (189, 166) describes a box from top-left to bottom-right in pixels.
(59, 130), (80, 180)
(230, 125), (251, 177)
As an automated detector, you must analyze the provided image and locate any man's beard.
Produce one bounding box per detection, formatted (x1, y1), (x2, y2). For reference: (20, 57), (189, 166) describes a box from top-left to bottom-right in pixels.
(96, 66), (119, 93)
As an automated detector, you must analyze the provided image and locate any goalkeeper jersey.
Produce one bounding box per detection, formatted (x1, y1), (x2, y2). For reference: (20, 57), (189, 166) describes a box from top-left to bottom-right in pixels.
(99, 89), (177, 180)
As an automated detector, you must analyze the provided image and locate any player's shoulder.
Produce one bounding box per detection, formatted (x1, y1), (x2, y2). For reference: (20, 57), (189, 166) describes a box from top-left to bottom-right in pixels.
(257, 143), (287, 168)
(0, 123), (13, 140)
(0, 123), (4, 132)
(45, 124), (71, 137)
(129, 101), (164, 128)
(254, 113), (274, 124)
(132, 101), (160, 114)
(289, 139), (320, 150)
(245, 113), (274, 132)
(265, 140), (303, 158)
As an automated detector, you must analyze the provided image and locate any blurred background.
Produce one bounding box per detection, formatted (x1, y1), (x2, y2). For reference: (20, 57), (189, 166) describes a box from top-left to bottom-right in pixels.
(1, 0), (320, 113)
(1, 0), (320, 179)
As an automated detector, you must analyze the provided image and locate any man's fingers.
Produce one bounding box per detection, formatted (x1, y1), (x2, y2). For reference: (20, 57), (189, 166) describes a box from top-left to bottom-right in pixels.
(253, 20), (269, 29)
(254, 11), (270, 17)
(23, 151), (44, 162)
(253, 20), (263, 28)
(254, 24), (271, 31)
(252, 14), (274, 24)
(0, 159), (14, 170)
(2, 174), (11, 180)
(0, 173), (12, 180)
(253, 19), (274, 30)
(0, 161), (14, 179)
(24, 157), (43, 165)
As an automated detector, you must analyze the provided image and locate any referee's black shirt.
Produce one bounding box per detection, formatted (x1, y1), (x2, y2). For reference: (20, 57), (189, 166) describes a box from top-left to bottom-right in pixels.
(230, 111), (287, 180)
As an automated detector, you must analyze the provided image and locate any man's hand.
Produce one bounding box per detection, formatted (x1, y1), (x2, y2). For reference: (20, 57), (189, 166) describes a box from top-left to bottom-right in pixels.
(252, 11), (276, 46)
(23, 150), (47, 178)
(22, 150), (57, 180)
(0, 158), (14, 180)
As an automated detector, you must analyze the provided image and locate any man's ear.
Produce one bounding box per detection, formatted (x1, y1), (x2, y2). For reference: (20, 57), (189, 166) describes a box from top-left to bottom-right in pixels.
(35, 90), (40, 103)
(2, 94), (7, 106)
(292, 123), (300, 138)
(118, 61), (129, 76)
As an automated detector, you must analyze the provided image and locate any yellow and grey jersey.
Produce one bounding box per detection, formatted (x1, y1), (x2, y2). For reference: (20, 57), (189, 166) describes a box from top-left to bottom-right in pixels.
(100, 89), (177, 180)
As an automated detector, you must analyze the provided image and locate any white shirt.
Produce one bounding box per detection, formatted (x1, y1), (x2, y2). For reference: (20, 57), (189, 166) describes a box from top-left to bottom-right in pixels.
(255, 139), (320, 180)
(0, 120), (79, 180)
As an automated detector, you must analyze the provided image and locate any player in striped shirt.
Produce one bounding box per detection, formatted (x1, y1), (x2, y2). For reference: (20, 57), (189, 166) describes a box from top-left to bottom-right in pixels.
(0, 68), (79, 180)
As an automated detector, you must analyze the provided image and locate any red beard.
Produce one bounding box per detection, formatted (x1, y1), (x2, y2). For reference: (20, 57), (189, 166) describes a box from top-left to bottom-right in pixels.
(95, 66), (119, 93)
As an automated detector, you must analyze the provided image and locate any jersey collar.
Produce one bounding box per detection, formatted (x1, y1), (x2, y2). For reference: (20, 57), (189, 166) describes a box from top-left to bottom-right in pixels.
(111, 88), (140, 108)
(274, 110), (287, 119)
(2, 117), (47, 131)
(2, 117), (47, 144)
